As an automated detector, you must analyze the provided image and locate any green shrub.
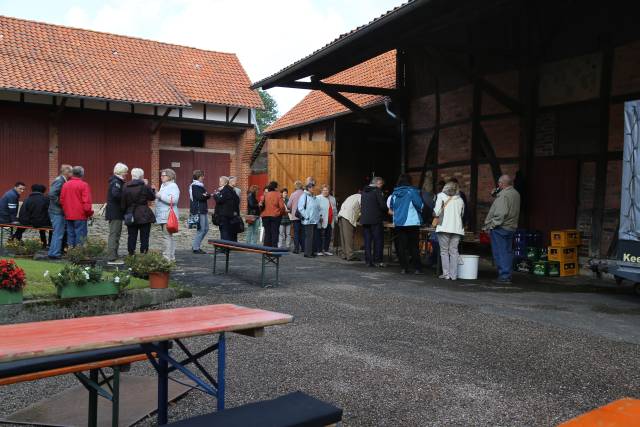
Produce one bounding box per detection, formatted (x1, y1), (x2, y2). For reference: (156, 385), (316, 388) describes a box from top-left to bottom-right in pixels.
(66, 238), (106, 264)
(125, 251), (175, 277)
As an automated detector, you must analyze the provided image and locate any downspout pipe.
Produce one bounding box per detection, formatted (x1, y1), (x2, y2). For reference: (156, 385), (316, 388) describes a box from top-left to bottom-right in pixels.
(385, 99), (407, 174)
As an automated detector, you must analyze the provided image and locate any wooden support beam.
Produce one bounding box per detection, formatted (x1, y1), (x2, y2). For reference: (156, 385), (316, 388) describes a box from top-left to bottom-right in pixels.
(470, 80), (482, 232)
(419, 77), (440, 190)
(422, 45), (523, 115)
(229, 108), (241, 123)
(279, 81), (397, 97)
(478, 124), (502, 183)
(152, 108), (173, 134)
(591, 39), (614, 257)
(322, 89), (381, 125)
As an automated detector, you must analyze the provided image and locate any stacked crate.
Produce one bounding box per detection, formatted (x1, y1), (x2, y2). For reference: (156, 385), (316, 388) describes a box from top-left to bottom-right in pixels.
(548, 230), (580, 277)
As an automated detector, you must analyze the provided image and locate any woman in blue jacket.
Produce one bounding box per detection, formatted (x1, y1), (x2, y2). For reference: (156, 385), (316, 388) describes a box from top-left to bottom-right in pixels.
(390, 174), (424, 274)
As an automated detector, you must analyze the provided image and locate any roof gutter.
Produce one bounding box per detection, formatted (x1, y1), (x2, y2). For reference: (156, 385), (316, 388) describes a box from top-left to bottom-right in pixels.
(250, 0), (427, 90)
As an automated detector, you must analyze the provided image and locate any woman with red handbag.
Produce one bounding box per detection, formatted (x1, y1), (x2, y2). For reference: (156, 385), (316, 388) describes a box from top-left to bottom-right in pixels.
(155, 169), (180, 261)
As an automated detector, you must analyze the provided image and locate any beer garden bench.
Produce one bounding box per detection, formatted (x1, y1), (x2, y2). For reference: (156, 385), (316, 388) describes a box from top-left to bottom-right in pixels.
(208, 239), (289, 288)
(0, 223), (53, 252)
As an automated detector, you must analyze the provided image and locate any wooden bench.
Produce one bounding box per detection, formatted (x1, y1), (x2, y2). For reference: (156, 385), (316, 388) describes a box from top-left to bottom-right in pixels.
(166, 391), (343, 427)
(209, 239), (289, 288)
(0, 344), (153, 427)
(0, 223), (53, 253)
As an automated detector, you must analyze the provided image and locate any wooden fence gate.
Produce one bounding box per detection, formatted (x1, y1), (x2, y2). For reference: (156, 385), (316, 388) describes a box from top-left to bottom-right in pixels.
(267, 139), (332, 191)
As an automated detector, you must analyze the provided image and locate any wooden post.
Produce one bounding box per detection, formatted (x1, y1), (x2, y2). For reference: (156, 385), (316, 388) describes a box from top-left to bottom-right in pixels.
(470, 80), (482, 232)
(591, 39), (614, 257)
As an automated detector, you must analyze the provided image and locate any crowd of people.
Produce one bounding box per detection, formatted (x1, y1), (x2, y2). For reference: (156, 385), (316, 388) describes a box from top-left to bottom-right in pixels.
(0, 163), (521, 283)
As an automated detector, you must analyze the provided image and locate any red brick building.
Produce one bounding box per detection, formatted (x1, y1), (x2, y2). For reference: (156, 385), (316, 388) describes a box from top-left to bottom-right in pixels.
(252, 0), (640, 259)
(0, 15), (262, 208)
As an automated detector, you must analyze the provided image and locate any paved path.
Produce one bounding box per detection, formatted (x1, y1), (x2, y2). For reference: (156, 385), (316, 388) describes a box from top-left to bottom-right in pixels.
(2, 250), (638, 426)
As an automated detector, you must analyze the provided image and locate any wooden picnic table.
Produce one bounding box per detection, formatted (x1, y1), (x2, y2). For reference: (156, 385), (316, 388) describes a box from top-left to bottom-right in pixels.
(0, 304), (293, 425)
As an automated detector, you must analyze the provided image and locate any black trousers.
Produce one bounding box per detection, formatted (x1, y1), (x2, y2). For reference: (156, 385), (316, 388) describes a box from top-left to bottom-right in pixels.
(304, 224), (316, 256)
(127, 223), (151, 255)
(314, 224), (332, 253)
(362, 223), (384, 265)
(15, 228), (51, 247)
(219, 217), (238, 242)
(262, 216), (281, 248)
(292, 220), (304, 252)
(396, 226), (421, 271)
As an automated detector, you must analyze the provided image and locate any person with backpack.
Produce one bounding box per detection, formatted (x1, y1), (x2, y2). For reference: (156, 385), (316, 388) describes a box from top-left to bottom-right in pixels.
(121, 168), (155, 255)
(433, 181), (465, 280)
(190, 170), (211, 254)
(155, 169), (180, 261)
(389, 174), (424, 274)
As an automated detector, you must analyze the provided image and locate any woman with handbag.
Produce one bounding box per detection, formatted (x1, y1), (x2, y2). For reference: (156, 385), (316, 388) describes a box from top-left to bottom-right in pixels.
(121, 168), (156, 255)
(155, 168), (180, 261)
(245, 185), (261, 244)
(213, 176), (241, 241)
(190, 170), (211, 254)
(433, 181), (465, 280)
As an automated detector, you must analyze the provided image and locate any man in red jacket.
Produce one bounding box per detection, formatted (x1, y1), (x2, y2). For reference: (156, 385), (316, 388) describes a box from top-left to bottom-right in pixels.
(60, 166), (94, 247)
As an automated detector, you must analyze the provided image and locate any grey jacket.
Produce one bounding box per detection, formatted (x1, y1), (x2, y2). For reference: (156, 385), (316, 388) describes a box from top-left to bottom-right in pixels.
(48, 175), (66, 215)
(484, 186), (520, 231)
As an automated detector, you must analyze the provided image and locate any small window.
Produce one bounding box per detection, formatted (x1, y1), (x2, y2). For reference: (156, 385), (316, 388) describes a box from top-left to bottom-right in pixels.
(180, 129), (204, 147)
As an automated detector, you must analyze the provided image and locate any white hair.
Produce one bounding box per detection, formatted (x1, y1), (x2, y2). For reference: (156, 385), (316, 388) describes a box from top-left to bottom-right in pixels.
(113, 162), (128, 176)
(219, 176), (229, 185)
(131, 168), (144, 180)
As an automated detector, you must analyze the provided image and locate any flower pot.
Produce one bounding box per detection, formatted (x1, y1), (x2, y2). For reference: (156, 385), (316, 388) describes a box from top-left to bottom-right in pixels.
(57, 281), (120, 299)
(148, 272), (170, 289)
(0, 288), (23, 304)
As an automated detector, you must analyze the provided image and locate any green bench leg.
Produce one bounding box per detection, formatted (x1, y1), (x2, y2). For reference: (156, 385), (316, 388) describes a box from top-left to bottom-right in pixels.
(88, 369), (99, 427)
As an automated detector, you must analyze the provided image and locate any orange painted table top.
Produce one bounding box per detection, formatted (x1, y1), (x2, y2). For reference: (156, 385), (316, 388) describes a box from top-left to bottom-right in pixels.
(558, 398), (640, 426)
(0, 304), (293, 363)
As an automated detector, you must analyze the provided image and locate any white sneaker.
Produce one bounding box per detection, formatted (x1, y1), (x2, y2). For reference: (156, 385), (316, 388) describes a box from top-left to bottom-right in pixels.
(316, 252), (324, 256)
(438, 274), (449, 279)
(323, 251), (333, 256)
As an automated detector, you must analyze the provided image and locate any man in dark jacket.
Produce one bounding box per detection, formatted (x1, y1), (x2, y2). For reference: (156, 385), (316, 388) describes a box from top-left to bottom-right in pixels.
(190, 170), (211, 253)
(15, 184), (51, 247)
(360, 176), (387, 267)
(48, 164), (72, 259)
(213, 176), (241, 242)
(105, 163), (128, 261)
(0, 182), (26, 240)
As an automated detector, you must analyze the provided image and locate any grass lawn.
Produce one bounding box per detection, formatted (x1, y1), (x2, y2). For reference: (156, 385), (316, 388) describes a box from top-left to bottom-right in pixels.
(4, 258), (149, 299)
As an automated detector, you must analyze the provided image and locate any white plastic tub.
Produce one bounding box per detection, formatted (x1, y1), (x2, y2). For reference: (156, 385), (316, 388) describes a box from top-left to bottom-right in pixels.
(458, 255), (480, 280)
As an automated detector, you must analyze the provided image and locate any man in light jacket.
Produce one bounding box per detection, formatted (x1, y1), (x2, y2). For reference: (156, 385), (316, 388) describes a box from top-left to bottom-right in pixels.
(48, 164), (72, 259)
(484, 174), (521, 284)
(297, 179), (320, 258)
(338, 192), (361, 261)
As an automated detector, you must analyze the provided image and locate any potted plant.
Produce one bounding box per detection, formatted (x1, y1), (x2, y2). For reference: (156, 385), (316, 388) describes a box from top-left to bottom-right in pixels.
(0, 259), (26, 304)
(125, 251), (174, 289)
(49, 263), (128, 298)
(6, 238), (42, 258)
(65, 238), (106, 266)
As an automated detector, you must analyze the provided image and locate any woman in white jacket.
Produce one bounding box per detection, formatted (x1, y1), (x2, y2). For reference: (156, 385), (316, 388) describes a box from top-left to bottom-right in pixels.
(433, 181), (465, 280)
(315, 184), (337, 256)
(155, 169), (180, 261)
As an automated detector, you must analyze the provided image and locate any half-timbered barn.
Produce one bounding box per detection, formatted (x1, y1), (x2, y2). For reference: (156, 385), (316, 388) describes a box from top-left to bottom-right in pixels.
(0, 15), (262, 208)
(252, 0), (640, 261)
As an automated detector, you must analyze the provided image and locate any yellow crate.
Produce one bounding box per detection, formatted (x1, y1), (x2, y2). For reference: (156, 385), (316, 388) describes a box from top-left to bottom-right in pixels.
(550, 230), (580, 247)
(548, 246), (578, 262)
(559, 261), (578, 277)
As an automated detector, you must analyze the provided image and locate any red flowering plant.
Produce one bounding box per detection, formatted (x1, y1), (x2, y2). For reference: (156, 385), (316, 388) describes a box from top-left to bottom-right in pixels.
(0, 259), (27, 292)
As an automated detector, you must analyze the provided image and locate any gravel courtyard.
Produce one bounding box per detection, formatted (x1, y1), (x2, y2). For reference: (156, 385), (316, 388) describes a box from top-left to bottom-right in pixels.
(2, 251), (639, 426)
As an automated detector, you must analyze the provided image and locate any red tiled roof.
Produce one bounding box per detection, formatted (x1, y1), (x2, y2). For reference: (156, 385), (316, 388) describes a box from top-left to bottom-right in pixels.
(265, 50), (396, 134)
(0, 15), (263, 109)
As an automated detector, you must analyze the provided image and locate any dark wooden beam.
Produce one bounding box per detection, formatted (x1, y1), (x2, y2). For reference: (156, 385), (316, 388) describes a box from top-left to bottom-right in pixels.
(419, 77), (440, 190)
(407, 157), (519, 173)
(321, 89), (381, 125)
(279, 81), (397, 97)
(478, 124), (502, 183)
(591, 39), (614, 257)
(229, 108), (241, 123)
(152, 108), (173, 134)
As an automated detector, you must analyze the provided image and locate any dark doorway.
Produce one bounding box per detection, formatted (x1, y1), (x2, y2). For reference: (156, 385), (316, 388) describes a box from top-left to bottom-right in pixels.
(159, 150), (230, 209)
(528, 158), (578, 246)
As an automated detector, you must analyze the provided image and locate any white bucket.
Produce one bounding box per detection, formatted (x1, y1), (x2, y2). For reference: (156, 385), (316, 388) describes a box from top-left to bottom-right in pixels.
(458, 255), (480, 280)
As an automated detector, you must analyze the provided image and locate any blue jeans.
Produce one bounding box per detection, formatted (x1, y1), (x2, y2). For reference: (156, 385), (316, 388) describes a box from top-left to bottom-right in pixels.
(48, 213), (66, 257)
(245, 217), (262, 244)
(490, 227), (515, 280)
(66, 220), (88, 247)
(192, 214), (209, 250)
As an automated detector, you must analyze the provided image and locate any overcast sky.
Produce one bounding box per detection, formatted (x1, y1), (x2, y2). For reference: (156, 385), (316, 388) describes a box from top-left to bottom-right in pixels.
(0, 0), (404, 115)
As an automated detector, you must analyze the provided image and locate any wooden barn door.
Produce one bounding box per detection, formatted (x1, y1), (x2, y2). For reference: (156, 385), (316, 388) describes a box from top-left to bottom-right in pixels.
(267, 139), (332, 191)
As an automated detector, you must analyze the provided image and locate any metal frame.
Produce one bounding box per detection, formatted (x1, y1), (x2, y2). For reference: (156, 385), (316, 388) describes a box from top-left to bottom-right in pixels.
(74, 367), (121, 427)
(142, 333), (226, 425)
(212, 244), (283, 288)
